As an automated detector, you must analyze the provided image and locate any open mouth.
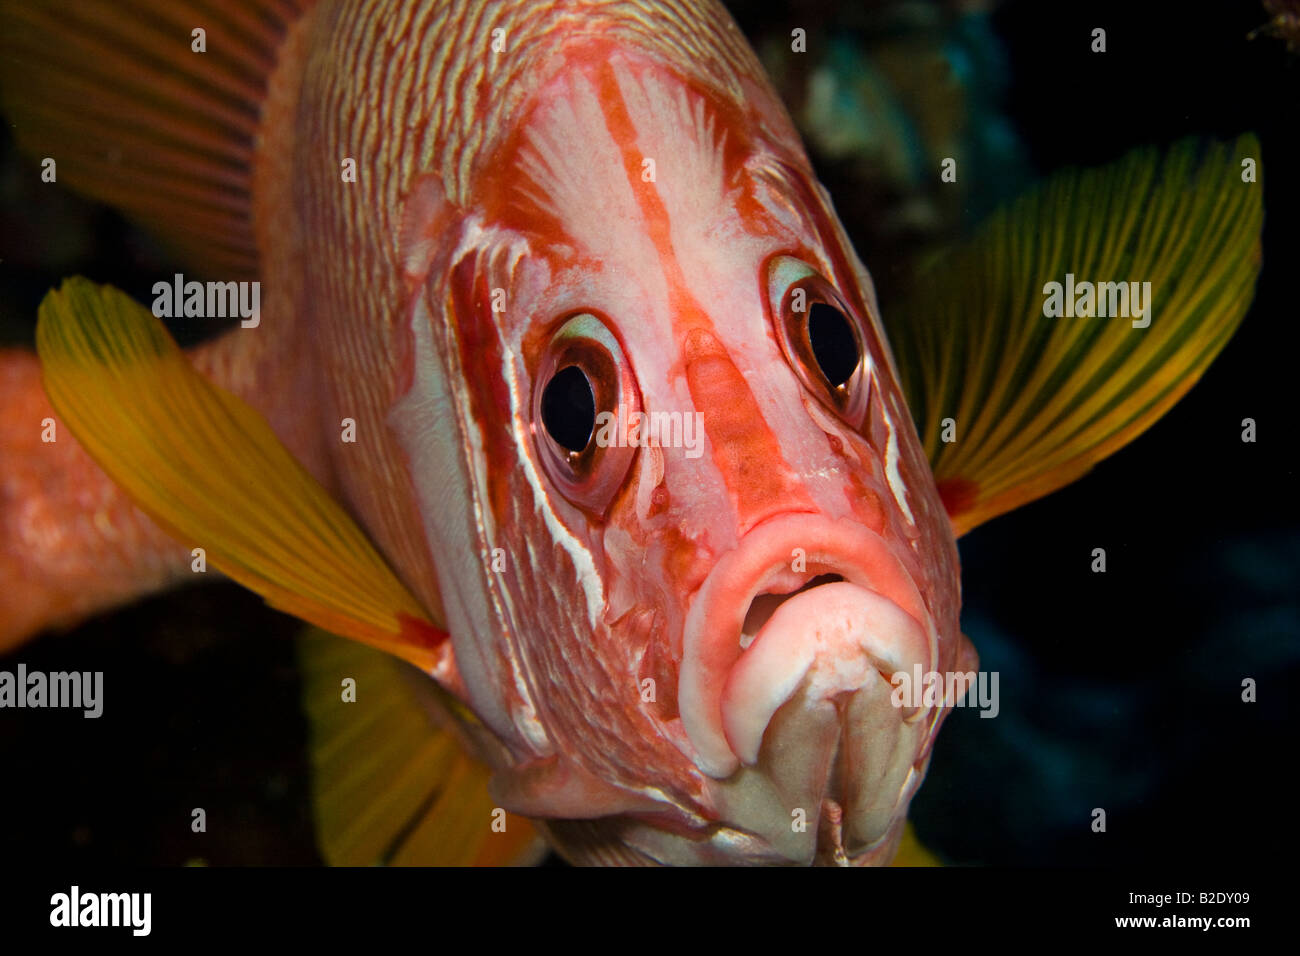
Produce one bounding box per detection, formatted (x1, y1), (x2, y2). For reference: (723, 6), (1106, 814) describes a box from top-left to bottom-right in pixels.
(720, 578), (929, 765)
(679, 513), (936, 783)
(706, 575), (937, 864)
(671, 513), (946, 864)
(739, 573), (845, 650)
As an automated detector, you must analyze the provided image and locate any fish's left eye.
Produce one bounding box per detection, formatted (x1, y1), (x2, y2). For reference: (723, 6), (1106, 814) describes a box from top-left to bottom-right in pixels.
(808, 301), (859, 388)
(766, 255), (870, 428)
(531, 312), (640, 516)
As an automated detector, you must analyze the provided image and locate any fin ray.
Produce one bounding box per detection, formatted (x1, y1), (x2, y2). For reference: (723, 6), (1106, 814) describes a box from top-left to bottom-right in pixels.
(35, 277), (445, 668)
(887, 135), (1263, 535)
(298, 628), (544, 867)
(0, 0), (313, 277)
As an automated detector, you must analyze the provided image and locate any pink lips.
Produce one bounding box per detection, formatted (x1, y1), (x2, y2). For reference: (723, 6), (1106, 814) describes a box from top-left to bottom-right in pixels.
(678, 513), (936, 778)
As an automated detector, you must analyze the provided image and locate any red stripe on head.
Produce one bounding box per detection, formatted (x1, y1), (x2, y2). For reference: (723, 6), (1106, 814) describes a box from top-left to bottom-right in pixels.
(683, 328), (815, 533)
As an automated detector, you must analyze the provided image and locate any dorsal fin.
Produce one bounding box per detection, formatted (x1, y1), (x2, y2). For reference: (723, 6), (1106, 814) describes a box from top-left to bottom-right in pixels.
(0, 0), (314, 278)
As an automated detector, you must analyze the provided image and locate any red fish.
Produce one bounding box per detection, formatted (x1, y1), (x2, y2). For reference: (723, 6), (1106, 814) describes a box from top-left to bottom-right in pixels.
(0, 0), (1261, 865)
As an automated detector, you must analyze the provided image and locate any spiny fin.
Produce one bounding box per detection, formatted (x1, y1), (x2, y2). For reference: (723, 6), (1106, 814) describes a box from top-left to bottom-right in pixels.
(889, 821), (941, 867)
(886, 135), (1263, 536)
(35, 277), (446, 669)
(299, 627), (544, 866)
(0, 0), (311, 277)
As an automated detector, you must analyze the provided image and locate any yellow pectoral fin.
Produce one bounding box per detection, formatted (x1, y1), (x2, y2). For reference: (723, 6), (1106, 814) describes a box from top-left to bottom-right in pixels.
(35, 277), (445, 668)
(890, 821), (942, 867)
(299, 628), (543, 866)
(886, 135), (1263, 536)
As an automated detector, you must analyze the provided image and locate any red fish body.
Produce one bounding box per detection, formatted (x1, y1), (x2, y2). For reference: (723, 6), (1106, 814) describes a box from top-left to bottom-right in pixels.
(315, 1), (970, 863)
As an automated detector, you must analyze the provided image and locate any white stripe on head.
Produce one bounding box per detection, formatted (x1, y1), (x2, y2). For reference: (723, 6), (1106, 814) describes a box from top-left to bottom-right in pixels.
(516, 70), (647, 264)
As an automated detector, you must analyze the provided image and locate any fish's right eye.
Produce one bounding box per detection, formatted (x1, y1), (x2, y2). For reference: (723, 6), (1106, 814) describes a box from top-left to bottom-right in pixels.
(541, 365), (597, 454)
(532, 313), (640, 517)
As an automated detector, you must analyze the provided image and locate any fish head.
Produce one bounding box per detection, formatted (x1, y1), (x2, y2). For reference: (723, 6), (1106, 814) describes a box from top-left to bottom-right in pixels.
(394, 48), (973, 865)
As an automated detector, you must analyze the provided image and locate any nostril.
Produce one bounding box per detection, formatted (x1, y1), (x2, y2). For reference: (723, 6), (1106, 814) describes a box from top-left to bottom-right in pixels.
(739, 573), (845, 649)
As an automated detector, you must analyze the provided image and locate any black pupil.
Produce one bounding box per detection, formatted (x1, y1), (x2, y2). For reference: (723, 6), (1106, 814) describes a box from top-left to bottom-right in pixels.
(808, 302), (859, 388)
(541, 365), (596, 453)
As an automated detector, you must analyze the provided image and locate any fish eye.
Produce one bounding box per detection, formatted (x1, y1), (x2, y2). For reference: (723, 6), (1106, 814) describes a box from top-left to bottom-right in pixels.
(532, 313), (640, 516)
(808, 301), (860, 388)
(541, 365), (596, 454)
(766, 255), (870, 428)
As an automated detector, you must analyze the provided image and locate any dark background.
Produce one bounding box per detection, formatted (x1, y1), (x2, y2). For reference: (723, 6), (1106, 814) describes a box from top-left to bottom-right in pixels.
(0, 0), (1295, 866)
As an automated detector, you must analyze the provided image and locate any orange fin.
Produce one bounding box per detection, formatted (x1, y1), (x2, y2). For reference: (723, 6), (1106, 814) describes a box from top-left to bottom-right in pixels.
(886, 135), (1263, 536)
(35, 277), (444, 669)
(298, 627), (544, 866)
(0, 0), (312, 277)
